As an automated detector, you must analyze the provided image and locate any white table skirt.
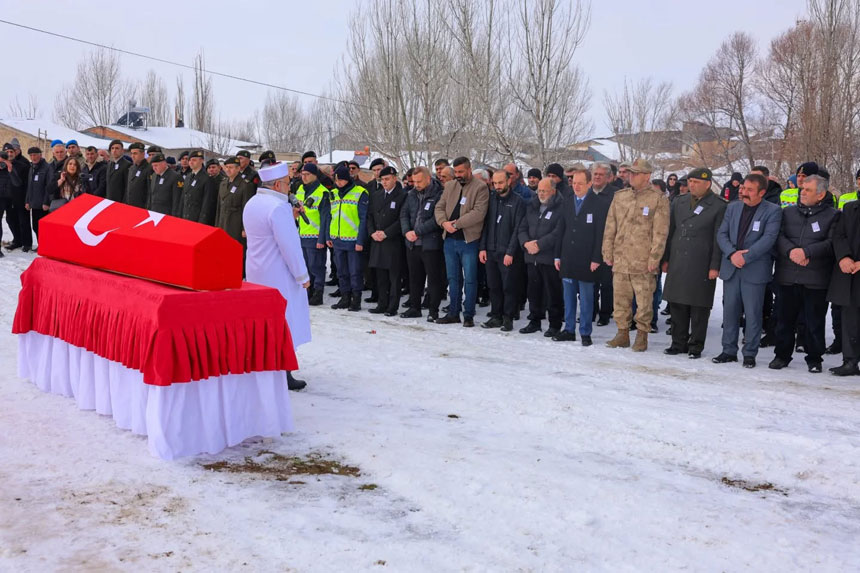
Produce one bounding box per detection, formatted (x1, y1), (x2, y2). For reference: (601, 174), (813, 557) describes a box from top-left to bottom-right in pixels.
(17, 331), (295, 460)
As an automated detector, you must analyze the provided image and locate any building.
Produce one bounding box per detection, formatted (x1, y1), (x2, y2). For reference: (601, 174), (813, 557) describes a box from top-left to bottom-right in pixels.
(83, 125), (260, 160)
(0, 117), (119, 152)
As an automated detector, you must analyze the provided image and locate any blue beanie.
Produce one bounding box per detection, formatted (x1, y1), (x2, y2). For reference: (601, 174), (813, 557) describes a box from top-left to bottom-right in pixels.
(50, 139), (65, 148)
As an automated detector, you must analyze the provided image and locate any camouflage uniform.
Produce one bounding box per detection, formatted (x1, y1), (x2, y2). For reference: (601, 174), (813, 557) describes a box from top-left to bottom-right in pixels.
(602, 180), (670, 334)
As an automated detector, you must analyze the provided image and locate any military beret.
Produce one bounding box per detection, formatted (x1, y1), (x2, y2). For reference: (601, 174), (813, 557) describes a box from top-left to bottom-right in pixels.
(27, 146), (42, 155)
(236, 150), (251, 159)
(66, 139), (78, 146)
(379, 166), (398, 177)
(149, 153), (166, 163)
(223, 156), (240, 166)
(334, 164), (351, 181)
(147, 145), (162, 154)
(301, 163), (319, 176)
(259, 150), (276, 163)
(128, 142), (145, 151)
(166, 156), (176, 165)
(545, 163), (564, 178)
(369, 158), (386, 169)
(205, 158), (220, 168)
(628, 158), (655, 174)
(687, 167), (712, 181)
(178, 150), (190, 159)
(301, 150), (317, 162)
(50, 139), (64, 148)
(189, 150), (204, 159)
(678, 177), (688, 185)
(109, 139), (124, 149)
(796, 161), (819, 176)
(527, 168), (542, 179)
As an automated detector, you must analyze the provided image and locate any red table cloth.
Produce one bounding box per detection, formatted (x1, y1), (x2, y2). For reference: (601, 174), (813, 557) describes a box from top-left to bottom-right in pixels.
(13, 258), (298, 386)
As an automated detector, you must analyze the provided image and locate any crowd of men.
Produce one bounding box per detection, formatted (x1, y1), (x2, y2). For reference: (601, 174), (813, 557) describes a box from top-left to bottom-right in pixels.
(3, 135), (860, 378)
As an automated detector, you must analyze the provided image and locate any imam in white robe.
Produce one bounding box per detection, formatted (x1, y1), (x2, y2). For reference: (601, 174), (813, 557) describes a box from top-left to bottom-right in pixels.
(243, 188), (311, 349)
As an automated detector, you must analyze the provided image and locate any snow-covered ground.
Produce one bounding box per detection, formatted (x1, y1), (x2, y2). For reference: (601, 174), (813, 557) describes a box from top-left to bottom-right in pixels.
(1, 219), (859, 572)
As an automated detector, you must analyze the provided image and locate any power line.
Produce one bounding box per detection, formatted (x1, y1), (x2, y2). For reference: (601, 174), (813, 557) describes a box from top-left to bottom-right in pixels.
(0, 18), (373, 111)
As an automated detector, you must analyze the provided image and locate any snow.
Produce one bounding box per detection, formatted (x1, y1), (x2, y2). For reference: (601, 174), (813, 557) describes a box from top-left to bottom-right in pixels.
(1, 215), (859, 571)
(317, 150), (387, 166)
(100, 125), (258, 156)
(0, 117), (115, 150)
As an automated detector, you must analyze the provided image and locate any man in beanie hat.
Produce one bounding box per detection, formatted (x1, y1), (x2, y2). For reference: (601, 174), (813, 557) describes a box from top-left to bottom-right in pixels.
(215, 157), (256, 264)
(602, 158), (670, 352)
(325, 163), (370, 311)
(661, 167), (728, 359)
(295, 162), (330, 304)
(147, 153), (183, 215)
(244, 160), (312, 391)
(526, 168), (542, 192)
(237, 150), (260, 191)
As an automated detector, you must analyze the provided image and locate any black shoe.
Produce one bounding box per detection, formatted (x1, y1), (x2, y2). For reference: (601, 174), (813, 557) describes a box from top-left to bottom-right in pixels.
(463, 317), (474, 328)
(831, 359), (860, 376)
(688, 351), (702, 359)
(402, 300), (413, 309)
(512, 312), (520, 321)
(309, 289), (324, 306)
(400, 308), (421, 318)
(825, 341), (842, 355)
(329, 288), (341, 298)
(544, 327), (560, 338)
(482, 317), (503, 329)
(808, 363), (822, 373)
(348, 293), (361, 312)
(519, 321), (541, 334)
(325, 277), (338, 286)
(331, 296), (350, 309)
(287, 371), (307, 391)
(768, 357), (791, 370)
(368, 306), (385, 314)
(22, 245), (31, 253)
(581, 335), (592, 347)
(427, 312), (439, 323)
(650, 325), (658, 334)
(364, 295), (378, 303)
(552, 330), (577, 342)
(596, 318), (610, 327)
(712, 353), (738, 364)
(4, 242), (22, 251)
(743, 356), (756, 368)
(664, 346), (687, 356)
(501, 317), (513, 332)
(436, 314), (461, 324)
(384, 310), (398, 317)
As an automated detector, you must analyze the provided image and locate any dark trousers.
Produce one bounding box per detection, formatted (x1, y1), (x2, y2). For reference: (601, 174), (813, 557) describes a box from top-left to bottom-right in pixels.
(485, 252), (521, 319)
(669, 303), (711, 353)
(592, 263), (614, 321)
(375, 266), (401, 312)
(31, 207), (49, 239)
(831, 304), (842, 343)
(526, 262), (563, 329)
(334, 247), (364, 295)
(842, 306), (860, 360)
(3, 199), (31, 246)
(406, 247), (445, 313)
(774, 284), (827, 365)
(302, 244), (327, 291)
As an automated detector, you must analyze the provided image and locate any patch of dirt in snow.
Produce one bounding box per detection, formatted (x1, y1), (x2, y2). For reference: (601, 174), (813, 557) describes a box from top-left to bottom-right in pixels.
(57, 482), (188, 527)
(720, 476), (789, 496)
(201, 449), (361, 482)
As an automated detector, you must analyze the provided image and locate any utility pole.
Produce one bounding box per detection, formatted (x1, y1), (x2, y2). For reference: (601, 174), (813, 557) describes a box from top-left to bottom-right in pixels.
(328, 128), (333, 163)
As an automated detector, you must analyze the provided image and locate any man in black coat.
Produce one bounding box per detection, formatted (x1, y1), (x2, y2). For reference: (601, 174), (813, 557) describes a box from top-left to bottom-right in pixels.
(147, 154), (183, 216)
(104, 140), (130, 203)
(517, 177), (565, 337)
(3, 141), (32, 251)
(400, 167), (445, 322)
(590, 162), (616, 326)
(553, 170), (609, 345)
(367, 166), (406, 316)
(770, 175), (839, 373)
(661, 168), (728, 359)
(828, 188), (860, 375)
(237, 150), (260, 192)
(24, 147), (52, 246)
(81, 146), (106, 197)
(179, 150), (217, 225)
(126, 142), (152, 208)
(479, 170), (526, 331)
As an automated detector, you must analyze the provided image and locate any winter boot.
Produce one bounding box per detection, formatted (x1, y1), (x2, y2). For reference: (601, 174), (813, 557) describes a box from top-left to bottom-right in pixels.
(606, 329), (630, 348)
(830, 359), (860, 376)
(348, 292), (362, 312)
(287, 371), (307, 391)
(309, 289), (324, 306)
(632, 330), (648, 352)
(331, 295), (350, 310)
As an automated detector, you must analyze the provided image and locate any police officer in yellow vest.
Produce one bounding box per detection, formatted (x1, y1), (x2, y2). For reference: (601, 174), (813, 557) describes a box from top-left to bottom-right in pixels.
(296, 162), (329, 306)
(781, 162), (837, 208)
(325, 164), (370, 311)
(837, 169), (860, 210)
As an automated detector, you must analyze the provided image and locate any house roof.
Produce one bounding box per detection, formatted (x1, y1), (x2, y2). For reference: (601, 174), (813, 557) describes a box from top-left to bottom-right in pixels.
(0, 117), (116, 149)
(87, 125), (260, 156)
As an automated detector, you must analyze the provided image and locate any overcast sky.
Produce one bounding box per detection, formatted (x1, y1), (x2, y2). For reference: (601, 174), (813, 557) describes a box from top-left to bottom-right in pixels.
(1, 0), (808, 139)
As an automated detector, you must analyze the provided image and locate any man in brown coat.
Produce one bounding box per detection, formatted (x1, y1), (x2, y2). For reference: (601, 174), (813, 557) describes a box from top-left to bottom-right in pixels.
(602, 158), (670, 351)
(434, 156), (490, 327)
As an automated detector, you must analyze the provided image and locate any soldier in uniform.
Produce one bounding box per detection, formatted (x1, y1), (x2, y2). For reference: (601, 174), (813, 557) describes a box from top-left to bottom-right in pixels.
(147, 153), (183, 215)
(237, 150), (260, 192)
(177, 151), (191, 178)
(295, 162), (329, 305)
(146, 145), (162, 162)
(125, 142), (152, 208)
(179, 150), (217, 225)
(215, 156), (255, 246)
(206, 158), (224, 186)
(602, 158), (670, 351)
(104, 140), (130, 203)
(661, 168), (728, 359)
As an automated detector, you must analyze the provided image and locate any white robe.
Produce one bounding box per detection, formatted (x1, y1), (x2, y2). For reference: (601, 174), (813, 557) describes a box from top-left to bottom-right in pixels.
(243, 188), (311, 349)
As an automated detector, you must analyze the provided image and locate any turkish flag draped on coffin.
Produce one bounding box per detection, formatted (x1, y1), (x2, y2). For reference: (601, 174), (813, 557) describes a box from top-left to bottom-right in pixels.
(37, 194), (243, 291)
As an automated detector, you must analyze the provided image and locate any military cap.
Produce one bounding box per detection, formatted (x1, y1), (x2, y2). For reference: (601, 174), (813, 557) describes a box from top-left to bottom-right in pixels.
(50, 139), (64, 148)
(66, 139), (78, 146)
(147, 145), (162, 154)
(627, 158), (655, 174)
(27, 146), (42, 155)
(178, 150), (190, 159)
(369, 158), (386, 169)
(189, 150), (205, 159)
(166, 156), (176, 165)
(796, 161), (819, 176)
(236, 150), (251, 159)
(128, 142), (145, 151)
(259, 150), (276, 163)
(109, 139), (124, 149)
(223, 156), (240, 166)
(301, 150), (317, 162)
(379, 166), (398, 177)
(205, 158), (220, 168)
(819, 167), (830, 180)
(302, 163), (319, 176)
(686, 167), (712, 181)
(149, 153), (166, 163)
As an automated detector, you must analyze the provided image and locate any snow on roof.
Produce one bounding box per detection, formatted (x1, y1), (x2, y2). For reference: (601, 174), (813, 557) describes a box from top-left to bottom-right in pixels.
(316, 150), (387, 166)
(0, 117), (114, 149)
(588, 138), (623, 162)
(101, 125), (259, 156)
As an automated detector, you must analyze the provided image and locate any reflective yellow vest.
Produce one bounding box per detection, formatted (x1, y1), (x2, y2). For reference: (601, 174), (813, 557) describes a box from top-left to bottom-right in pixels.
(780, 188), (798, 208)
(838, 191), (858, 210)
(329, 184), (367, 241)
(296, 182), (327, 239)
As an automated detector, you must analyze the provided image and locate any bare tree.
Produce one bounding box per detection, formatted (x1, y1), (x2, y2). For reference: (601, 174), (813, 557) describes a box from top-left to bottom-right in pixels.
(8, 93), (40, 119)
(175, 75), (187, 127)
(260, 91), (311, 151)
(192, 50), (215, 133)
(53, 47), (131, 128)
(604, 77), (675, 162)
(138, 70), (171, 126)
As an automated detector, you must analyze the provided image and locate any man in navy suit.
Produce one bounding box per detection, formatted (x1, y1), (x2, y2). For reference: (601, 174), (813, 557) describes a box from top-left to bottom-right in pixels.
(713, 173), (783, 368)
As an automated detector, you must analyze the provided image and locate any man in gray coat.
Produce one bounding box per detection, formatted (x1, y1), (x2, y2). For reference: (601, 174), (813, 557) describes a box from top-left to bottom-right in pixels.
(661, 168), (728, 359)
(713, 173), (783, 368)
